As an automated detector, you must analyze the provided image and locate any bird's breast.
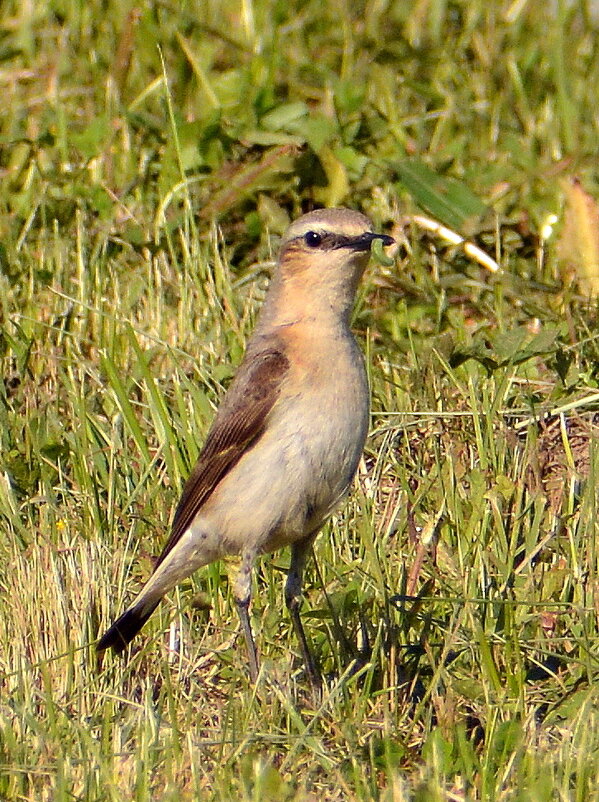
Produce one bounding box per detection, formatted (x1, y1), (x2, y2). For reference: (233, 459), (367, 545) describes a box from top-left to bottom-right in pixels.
(263, 330), (369, 538)
(201, 326), (369, 555)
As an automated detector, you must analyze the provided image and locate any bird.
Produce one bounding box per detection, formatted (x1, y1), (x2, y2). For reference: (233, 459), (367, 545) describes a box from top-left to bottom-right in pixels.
(96, 207), (394, 687)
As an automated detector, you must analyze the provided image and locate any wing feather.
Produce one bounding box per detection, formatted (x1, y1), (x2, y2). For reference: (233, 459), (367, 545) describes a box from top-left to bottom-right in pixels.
(154, 346), (289, 568)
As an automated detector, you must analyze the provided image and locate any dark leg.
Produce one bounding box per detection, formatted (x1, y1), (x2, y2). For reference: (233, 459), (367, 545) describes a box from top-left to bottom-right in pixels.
(233, 548), (259, 682)
(285, 535), (322, 691)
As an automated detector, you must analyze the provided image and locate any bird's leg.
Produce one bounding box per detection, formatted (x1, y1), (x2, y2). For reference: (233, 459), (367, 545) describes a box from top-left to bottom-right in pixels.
(285, 535), (322, 691)
(233, 547), (259, 682)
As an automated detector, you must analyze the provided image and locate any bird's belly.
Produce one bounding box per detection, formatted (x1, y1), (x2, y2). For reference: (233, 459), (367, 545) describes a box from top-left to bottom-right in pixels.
(201, 371), (369, 555)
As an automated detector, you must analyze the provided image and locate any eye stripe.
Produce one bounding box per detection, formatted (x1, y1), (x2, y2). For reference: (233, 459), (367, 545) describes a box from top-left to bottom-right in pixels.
(287, 230), (378, 251)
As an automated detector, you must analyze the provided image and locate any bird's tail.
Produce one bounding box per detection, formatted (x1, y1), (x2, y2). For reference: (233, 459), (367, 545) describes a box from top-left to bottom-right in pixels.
(96, 527), (218, 655)
(96, 598), (160, 654)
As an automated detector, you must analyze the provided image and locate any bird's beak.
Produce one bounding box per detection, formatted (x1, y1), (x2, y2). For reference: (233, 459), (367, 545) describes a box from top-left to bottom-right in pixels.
(338, 232), (395, 252)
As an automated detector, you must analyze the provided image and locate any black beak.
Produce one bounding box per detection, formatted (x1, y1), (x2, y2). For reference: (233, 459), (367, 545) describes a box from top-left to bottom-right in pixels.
(338, 232), (395, 252)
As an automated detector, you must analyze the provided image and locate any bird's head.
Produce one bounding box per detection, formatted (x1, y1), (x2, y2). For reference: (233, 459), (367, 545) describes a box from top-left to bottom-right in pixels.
(269, 208), (393, 323)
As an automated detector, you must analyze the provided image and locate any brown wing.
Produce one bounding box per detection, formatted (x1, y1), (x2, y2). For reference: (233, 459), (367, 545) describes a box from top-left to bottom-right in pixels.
(154, 346), (289, 568)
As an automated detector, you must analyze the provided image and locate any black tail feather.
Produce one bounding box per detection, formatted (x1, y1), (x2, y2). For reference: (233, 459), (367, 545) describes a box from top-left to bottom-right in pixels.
(96, 600), (160, 654)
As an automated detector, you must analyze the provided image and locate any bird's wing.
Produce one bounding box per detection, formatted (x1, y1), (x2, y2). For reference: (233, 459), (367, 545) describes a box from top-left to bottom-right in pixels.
(154, 346), (290, 568)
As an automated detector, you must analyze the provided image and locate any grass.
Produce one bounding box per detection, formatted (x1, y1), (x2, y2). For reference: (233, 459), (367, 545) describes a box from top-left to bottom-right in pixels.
(1, 0), (599, 798)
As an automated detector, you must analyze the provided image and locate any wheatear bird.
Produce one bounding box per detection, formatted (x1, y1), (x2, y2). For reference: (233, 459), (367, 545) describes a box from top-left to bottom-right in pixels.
(97, 207), (394, 686)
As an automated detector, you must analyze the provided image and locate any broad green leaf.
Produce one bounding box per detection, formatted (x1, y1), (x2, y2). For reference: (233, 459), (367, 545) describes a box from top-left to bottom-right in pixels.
(261, 101), (308, 131)
(70, 116), (110, 159)
(334, 145), (368, 180)
(290, 114), (338, 153)
(395, 158), (487, 233)
(314, 145), (350, 208)
(451, 325), (562, 371)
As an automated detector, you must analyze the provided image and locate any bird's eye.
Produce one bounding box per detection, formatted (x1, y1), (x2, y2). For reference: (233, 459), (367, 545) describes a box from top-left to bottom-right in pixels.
(304, 231), (322, 248)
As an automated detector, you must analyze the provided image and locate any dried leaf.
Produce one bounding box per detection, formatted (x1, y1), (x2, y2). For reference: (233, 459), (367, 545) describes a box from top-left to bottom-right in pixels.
(557, 178), (599, 296)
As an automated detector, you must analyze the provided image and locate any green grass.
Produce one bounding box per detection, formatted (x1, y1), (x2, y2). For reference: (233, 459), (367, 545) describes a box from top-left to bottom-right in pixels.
(1, 0), (599, 799)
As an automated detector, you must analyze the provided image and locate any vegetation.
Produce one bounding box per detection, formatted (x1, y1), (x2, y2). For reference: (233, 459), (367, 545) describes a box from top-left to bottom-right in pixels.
(1, 0), (599, 798)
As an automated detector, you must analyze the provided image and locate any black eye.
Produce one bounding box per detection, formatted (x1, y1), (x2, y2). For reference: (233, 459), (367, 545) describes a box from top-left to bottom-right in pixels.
(304, 231), (322, 248)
